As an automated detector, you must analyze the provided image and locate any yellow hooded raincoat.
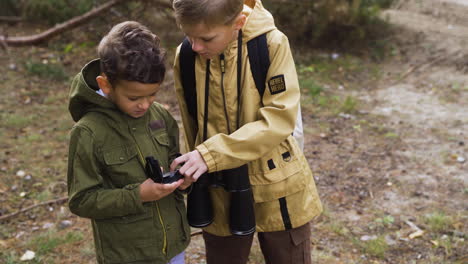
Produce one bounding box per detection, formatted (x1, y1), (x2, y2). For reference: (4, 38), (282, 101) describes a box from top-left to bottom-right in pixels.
(174, 0), (322, 236)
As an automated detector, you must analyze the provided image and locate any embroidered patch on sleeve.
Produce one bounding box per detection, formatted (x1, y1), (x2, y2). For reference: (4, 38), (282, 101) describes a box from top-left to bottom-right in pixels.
(149, 120), (165, 131)
(268, 75), (286, 95)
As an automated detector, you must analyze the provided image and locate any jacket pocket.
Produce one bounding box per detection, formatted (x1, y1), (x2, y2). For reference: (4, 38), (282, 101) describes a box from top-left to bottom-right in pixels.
(250, 136), (306, 203)
(102, 145), (145, 187)
(250, 162), (305, 203)
(152, 129), (170, 147)
(174, 193), (191, 241)
(95, 205), (160, 262)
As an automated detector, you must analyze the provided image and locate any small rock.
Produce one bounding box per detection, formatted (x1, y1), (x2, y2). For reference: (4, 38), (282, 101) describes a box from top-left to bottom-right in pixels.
(42, 222), (54, 229)
(338, 113), (354, 119)
(15, 231), (25, 239)
(16, 170), (26, 177)
(385, 234), (397, 245)
(8, 63), (17, 71)
(331, 53), (340, 60)
(20, 192), (27, 197)
(457, 156), (465, 163)
(24, 175), (32, 181)
(59, 220), (73, 229)
(360, 235), (377, 241)
(20, 250), (35, 261)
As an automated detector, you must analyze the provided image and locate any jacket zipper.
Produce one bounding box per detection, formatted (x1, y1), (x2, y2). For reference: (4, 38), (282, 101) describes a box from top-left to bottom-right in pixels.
(220, 54), (232, 134)
(134, 125), (169, 257)
(156, 202), (168, 256)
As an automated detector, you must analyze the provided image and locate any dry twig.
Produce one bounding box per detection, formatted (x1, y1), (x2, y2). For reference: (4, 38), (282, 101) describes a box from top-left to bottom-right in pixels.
(0, 197), (68, 222)
(0, 0), (124, 47)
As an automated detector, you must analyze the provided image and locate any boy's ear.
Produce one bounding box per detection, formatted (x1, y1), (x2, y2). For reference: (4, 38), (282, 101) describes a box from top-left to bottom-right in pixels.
(96, 75), (112, 95)
(233, 13), (247, 30)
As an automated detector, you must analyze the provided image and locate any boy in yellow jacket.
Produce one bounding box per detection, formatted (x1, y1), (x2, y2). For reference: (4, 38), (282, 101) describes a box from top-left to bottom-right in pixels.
(170, 0), (323, 263)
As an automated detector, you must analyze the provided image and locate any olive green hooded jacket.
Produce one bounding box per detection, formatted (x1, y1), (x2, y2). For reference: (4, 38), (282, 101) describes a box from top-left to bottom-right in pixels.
(174, 0), (322, 236)
(67, 59), (190, 263)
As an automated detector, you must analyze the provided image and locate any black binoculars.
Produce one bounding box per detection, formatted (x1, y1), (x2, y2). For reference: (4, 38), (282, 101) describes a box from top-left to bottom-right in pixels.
(145, 156), (183, 184)
(187, 164), (256, 236)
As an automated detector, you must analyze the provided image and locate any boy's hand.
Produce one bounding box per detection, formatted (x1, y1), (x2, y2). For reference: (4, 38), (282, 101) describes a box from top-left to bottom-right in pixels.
(139, 178), (183, 202)
(170, 150), (207, 181)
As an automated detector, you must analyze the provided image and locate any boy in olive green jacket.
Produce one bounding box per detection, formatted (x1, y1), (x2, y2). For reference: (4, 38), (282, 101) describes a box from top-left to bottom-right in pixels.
(67, 21), (190, 264)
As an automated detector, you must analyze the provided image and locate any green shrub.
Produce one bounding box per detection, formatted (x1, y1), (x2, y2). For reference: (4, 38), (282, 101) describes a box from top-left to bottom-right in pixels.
(21, 0), (94, 25)
(0, 0), (19, 16)
(25, 60), (67, 81)
(264, 0), (395, 55)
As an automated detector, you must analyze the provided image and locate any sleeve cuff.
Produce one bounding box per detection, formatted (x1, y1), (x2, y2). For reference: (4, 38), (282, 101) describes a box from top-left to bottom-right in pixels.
(196, 144), (216, 172)
(126, 183), (146, 213)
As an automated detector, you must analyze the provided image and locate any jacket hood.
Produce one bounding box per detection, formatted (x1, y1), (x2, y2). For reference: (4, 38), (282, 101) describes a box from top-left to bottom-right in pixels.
(241, 0), (276, 42)
(68, 59), (116, 122)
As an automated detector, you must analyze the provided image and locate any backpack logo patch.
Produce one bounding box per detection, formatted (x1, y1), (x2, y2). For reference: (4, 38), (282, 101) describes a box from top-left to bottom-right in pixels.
(268, 75), (286, 95)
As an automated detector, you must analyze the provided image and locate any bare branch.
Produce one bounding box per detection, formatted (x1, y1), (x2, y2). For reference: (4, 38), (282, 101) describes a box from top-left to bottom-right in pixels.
(0, 0), (174, 47)
(0, 16), (22, 23)
(0, 197), (68, 222)
(0, 0), (126, 47)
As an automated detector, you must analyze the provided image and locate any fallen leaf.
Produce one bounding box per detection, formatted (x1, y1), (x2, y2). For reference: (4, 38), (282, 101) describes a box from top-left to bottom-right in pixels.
(409, 230), (424, 239)
(20, 250), (35, 261)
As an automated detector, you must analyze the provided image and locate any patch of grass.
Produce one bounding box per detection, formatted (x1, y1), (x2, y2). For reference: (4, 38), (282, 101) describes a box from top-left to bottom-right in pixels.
(79, 243), (96, 259)
(3, 113), (32, 128)
(329, 221), (350, 236)
(25, 60), (67, 81)
(354, 235), (389, 259)
(384, 132), (399, 138)
(339, 96), (359, 114)
(33, 190), (53, 202)
(28, 229), (84, 256)
(374, 215), (395, 228)
(312, 249), (338, 263)
(301, 79), (324, 98)
(25, 133), (43, 142)
(424, 212), (454, 233)
(0, 251), (17, 264)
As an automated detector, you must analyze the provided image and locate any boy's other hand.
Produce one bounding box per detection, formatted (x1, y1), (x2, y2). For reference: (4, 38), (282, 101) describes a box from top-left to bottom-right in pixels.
(139, 178), (183, 202)
(170, 150), (207, 181)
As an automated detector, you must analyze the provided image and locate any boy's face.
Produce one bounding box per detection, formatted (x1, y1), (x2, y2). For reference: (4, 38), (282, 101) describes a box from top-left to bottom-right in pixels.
(182, 15), (246, 59)
(98, 77), (161, 118)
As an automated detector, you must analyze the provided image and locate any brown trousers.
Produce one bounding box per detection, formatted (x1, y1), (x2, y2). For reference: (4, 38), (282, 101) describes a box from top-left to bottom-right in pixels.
(202, 222), (311, 264)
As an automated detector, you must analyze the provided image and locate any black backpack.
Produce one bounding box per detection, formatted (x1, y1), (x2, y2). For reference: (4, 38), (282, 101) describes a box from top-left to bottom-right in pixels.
(179, 33), (270, 127)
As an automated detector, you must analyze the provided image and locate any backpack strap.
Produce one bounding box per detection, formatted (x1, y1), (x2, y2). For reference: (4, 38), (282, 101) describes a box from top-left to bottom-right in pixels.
(247, 33), (270, 98)
(179, 38), (198, 128)
(179, 34), (270, 125)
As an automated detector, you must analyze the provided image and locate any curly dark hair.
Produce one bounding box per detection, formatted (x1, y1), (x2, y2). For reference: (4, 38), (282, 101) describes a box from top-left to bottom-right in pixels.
(97, 21), (166, 85)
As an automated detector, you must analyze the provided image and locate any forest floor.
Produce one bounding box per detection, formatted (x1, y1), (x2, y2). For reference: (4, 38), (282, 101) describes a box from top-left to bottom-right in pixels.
(0, 0), (466, 263)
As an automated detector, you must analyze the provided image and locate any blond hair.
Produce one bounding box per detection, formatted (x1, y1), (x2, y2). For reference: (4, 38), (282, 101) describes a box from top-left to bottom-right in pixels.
(173, 0), (243, 27)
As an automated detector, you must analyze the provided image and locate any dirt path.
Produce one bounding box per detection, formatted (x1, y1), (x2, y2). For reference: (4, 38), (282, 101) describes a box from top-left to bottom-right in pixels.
(372, 0), (467, 205)
(332, 0), (468, 262)
(298, 1), (467, 263)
